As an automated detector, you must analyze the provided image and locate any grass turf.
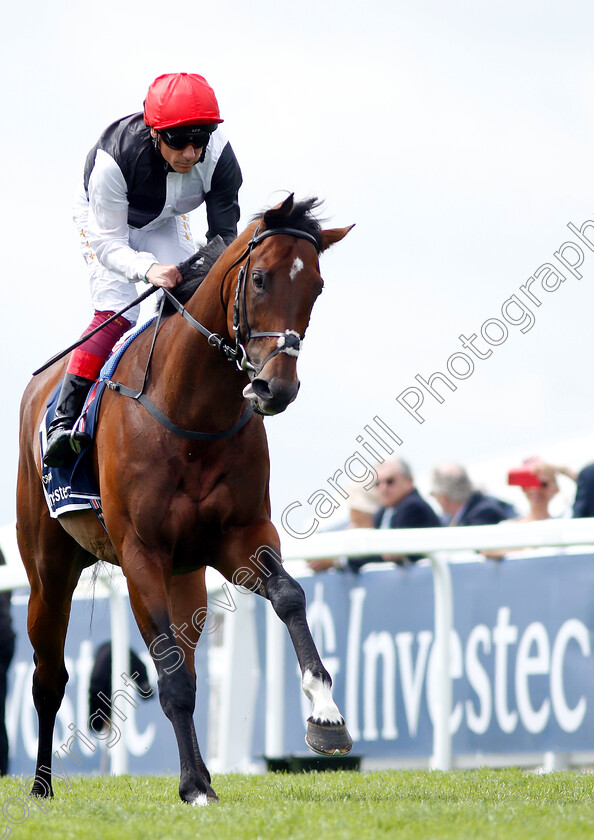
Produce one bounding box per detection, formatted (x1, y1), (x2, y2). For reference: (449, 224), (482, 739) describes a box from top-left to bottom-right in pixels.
(0, 769), (592, 840)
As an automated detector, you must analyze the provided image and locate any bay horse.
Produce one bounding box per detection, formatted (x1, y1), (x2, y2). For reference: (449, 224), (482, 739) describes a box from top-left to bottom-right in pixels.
(17, 194), (353, 805)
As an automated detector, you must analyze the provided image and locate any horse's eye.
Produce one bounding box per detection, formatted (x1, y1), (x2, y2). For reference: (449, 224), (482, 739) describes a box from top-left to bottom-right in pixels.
(252, 270), (265, 289)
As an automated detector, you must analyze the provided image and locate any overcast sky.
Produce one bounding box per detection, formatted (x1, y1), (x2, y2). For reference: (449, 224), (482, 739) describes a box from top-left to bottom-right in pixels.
(2, 0), (594, 537)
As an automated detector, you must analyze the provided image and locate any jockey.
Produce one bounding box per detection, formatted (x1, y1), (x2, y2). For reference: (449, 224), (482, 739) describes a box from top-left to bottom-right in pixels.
(44, 72), (242, 468)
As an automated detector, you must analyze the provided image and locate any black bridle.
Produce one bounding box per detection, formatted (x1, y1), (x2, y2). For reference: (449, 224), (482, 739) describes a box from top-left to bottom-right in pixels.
(228, 225), (321, 374)
(161, 225), (321, 377)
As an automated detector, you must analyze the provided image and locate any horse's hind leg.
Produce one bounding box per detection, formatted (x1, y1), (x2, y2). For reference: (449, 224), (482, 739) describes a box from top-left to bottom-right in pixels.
(18, 366), (87, 795)
(18, 519), (82, 797)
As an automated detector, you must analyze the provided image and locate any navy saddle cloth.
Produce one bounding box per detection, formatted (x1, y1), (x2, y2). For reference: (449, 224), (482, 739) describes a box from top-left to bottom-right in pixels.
(39, 317), (156, 519)
(40, 380), (107, 519)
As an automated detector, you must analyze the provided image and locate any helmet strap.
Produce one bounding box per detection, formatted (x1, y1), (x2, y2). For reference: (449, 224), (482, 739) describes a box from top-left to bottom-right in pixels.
(198, 136), (210, 164)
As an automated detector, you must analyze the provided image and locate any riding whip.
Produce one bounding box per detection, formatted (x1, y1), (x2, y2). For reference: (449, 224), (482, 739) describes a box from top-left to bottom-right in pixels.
(32, 285), (159, 376)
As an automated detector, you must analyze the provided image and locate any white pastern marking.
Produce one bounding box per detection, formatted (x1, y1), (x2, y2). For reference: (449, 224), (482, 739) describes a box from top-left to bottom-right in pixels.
(302, 669), (343, 724)
(189, 793), (209, 807)
(290, 257), (304, 280)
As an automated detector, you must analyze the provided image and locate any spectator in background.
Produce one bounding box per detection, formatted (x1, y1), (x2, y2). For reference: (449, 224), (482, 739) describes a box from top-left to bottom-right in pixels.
(0, 549), (15, 775)
(307, 481), (380, 572)
(430, 462), (516, 526)
(484, 459), (573, 560)
(347, 457), (441, 571)
(514, 460), (562, 523)
(573, 462), (594, 518)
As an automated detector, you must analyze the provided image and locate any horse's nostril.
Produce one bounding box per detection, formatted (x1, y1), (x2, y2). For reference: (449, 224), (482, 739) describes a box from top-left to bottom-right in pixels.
(251, 377), (300, 411)
(251, 378), (273, 400)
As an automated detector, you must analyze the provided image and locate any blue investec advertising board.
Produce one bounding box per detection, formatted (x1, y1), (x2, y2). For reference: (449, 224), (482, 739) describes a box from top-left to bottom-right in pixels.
(7, 552), (594, 774)
(250, 553), (594, 760)
(7, 592), (210, 778)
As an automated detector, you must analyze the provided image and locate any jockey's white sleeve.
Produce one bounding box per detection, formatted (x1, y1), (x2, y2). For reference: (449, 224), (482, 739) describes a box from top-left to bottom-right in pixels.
(86, 150), (157, 283)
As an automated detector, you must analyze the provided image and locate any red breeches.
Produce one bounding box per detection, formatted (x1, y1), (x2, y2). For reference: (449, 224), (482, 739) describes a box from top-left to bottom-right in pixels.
(66, 311), (132, 380)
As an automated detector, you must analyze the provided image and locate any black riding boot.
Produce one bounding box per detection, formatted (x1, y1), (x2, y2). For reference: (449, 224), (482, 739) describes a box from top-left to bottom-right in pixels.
(43, 373), (94, 468)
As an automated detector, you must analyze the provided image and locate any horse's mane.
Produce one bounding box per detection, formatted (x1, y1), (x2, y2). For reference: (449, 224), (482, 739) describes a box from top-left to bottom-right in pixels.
(161, 236), (227, 315)
(161, 196), (323, 317)
(253, 196), (324, 248)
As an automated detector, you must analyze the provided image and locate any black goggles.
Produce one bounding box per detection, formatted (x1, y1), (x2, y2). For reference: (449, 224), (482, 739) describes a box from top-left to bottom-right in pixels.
(158, 125), (217, 150)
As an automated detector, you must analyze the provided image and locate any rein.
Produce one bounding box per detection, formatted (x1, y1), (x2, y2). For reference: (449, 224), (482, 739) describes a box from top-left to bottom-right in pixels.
(103, 225), (319, 440)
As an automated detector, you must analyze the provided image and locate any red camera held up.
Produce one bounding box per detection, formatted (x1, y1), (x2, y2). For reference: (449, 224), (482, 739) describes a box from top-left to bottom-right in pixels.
(507, 467), (544, 488)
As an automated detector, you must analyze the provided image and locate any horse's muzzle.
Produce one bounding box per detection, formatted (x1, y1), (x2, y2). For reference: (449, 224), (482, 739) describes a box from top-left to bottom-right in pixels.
(243, 376), (300, 415)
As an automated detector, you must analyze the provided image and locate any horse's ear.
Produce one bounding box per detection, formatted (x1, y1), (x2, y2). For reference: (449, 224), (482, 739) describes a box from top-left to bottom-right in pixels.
(319, 224), (355, 252)
(263, 193), (295, 226)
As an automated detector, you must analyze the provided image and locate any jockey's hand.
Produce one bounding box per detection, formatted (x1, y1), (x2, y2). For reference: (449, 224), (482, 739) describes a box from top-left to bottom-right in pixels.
(145, 263), (183, 290)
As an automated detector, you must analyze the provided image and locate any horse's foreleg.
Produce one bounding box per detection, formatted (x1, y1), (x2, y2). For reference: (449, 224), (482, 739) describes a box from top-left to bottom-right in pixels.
(168, 569), (214, 797)
(126, 570), (216, 805)
(255, 549), (353, 756)
(158, 644), (214, 805)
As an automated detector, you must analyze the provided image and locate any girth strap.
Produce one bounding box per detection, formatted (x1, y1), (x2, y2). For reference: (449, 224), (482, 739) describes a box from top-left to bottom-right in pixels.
(105, 381), (253, 441)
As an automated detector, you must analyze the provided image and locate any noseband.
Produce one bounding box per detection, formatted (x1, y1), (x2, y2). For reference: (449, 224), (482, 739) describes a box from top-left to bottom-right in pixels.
(230, 226), (321, 375)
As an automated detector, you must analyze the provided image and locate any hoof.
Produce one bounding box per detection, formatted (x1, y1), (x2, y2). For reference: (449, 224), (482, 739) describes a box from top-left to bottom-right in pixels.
(305, 719), (353, 756)
(205, 783), (219, 804)
(180, 783), (218, 806)
(30, 781), (53, 799)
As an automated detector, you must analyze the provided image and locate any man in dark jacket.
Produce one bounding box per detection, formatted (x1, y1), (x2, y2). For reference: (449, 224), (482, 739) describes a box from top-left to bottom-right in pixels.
(347, 457), (441, 571)
(573, 462), (594, 518)
(430, 462), (515, 526)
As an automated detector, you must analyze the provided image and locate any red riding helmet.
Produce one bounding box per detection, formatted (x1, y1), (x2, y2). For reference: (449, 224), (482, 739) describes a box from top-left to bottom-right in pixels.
(143, 73), (223, 129)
